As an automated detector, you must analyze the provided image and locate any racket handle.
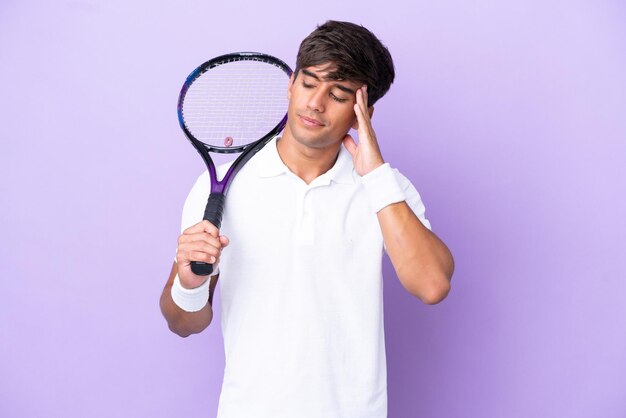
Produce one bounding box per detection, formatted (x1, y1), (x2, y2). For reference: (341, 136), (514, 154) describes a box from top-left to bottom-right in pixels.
(191, 193), (226, 276)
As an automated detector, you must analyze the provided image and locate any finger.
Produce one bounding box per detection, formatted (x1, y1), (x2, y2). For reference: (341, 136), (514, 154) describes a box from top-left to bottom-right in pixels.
(354, 91), (372, 126)
(354, 87), (364, 112)
(178, 241), (222, 258)
(362, 84), (369, 106)
(178, 250), (217, 265)
(179, 232), (222, 248)
(183, 220), (219, 237)
(353, 103), (373, 141)
(356, 87), (373, 126)
(355, 86), (367, 111)
(353, 100), (365, 125)
(177, 248), (216, 265)
(342, 134), (358, 156)
(177, 244), (221, 264)
(219, 235), (230, 248)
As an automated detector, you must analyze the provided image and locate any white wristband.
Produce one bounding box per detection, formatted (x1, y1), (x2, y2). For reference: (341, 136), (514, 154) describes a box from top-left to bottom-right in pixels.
(361, 163), (406, 213)
(171, 274), (211, 312)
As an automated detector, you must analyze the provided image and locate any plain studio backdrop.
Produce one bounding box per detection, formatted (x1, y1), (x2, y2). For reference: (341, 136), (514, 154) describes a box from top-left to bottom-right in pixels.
(1, 1), (625, 417)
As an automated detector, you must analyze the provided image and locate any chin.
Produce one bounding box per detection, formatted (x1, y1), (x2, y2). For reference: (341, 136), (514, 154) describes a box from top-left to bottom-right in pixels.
(293, 133), (339, 150)
(284, 119), (344, 150)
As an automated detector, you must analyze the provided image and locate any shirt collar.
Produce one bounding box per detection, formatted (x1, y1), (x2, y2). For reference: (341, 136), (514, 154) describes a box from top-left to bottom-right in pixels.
(253, 136), (289, 178)
(253, 136), (355, 185)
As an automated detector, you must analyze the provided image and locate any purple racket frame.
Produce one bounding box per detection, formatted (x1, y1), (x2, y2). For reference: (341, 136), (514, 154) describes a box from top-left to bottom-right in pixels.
(177, 52), (292, 276)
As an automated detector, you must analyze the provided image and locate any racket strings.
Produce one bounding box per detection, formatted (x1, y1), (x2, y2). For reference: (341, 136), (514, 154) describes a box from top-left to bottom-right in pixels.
(182, 60), (289, 148)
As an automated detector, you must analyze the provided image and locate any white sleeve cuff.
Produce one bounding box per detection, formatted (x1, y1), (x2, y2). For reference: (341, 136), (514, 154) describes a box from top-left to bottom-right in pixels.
(171, 274), (210, 312)
(361, 163), (406, 213)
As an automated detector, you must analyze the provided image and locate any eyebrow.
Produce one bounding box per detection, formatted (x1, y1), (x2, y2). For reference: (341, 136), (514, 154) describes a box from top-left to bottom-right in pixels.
(301, 69), (356, 95)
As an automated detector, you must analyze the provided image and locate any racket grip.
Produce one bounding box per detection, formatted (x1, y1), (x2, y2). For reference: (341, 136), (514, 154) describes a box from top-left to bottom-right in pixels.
(191, 193), (226, 276)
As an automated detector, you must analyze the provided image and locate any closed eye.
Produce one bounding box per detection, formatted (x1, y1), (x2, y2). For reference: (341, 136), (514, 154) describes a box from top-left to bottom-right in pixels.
(302, 79), (349, 103)
(331, 93), (348, 103)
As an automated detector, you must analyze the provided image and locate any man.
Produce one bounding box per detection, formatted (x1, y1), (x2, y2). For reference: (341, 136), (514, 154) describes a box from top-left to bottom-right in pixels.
(160, 20), (454, 418)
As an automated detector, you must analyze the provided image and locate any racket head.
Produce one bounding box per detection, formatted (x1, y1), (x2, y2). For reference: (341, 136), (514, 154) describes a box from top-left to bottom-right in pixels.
(177, 52), (293, 154)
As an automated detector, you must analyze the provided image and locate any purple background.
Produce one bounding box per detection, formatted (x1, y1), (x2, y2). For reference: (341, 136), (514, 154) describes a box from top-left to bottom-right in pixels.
(1, 1), (625, 417)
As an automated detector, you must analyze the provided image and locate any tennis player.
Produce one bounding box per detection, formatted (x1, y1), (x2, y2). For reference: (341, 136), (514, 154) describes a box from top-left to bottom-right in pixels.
(161, 20), (454, 418)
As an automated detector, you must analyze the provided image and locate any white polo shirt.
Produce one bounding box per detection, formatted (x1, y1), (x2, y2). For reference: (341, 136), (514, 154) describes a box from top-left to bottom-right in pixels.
(179, 136), (431, 418)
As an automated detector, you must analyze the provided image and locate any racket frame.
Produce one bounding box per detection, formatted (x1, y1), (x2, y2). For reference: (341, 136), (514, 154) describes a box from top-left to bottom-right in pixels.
(177, 52), (293, 275)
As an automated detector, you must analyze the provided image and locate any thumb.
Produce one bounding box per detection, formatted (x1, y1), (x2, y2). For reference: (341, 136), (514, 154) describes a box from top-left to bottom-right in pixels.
(342, 134), (358, 157)
(219, 235), (230, 248)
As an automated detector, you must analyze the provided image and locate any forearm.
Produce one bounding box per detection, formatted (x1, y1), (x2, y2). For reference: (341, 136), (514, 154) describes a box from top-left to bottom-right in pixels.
(159, 262), (214, 337)
(378, 202), (454, 304)
(160, 286), (213, 337)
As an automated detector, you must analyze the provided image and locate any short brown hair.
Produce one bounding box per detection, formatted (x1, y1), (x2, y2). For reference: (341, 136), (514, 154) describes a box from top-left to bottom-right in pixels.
(295, 20), (395, 106)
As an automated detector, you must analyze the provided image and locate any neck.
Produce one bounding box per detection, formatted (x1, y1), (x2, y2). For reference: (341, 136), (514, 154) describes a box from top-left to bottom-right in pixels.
(276, 130), (341, 185)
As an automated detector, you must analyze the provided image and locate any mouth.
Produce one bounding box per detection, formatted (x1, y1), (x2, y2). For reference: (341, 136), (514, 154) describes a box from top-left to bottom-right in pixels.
(298, 114), (325, 127)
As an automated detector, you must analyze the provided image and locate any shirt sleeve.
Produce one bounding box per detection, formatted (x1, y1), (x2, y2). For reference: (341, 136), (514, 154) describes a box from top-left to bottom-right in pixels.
(174, 171), (211, 262)
(181, 171), (211, 233)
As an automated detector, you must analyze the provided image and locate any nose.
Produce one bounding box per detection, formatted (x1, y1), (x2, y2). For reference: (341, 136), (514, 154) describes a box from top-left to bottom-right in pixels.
(306, 88), (325, 113)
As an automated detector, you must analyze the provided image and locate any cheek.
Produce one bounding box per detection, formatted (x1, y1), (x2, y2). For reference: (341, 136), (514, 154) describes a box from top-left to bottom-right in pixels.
(287, 98), (300, 117)
(334, 111), (356, 129)
(288, 92), (305, 111)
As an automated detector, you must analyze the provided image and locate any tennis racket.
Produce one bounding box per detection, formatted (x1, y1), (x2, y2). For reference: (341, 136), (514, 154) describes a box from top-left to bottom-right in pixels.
(177, 52), (292, 276)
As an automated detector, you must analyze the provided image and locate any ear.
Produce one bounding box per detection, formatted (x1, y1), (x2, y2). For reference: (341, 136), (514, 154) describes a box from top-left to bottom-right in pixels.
(351, 106), (375, 130)
(287, 73), (295, 100)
